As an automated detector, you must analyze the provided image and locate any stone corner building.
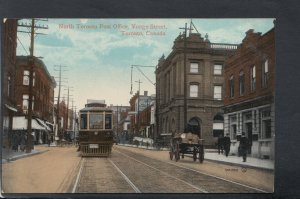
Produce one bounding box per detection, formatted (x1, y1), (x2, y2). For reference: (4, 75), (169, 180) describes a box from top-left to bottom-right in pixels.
(223, 28), (275, 159)
(155, 32), (237, 147)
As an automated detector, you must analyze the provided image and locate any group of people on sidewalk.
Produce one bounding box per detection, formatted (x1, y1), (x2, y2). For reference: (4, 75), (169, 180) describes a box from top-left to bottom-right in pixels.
(11, 132), (27, 152)
(217, 132), (250, 162)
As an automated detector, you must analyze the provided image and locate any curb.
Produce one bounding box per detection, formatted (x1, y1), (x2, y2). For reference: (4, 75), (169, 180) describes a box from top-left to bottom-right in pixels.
(204, 158), (274, 172)
(3, 149), (49, 163)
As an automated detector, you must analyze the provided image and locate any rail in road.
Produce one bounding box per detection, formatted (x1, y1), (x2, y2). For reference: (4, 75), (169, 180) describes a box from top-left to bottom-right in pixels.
(72, 147), (268, 193)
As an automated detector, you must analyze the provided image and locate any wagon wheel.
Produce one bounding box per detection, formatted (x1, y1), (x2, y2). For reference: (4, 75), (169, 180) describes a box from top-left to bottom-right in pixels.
(175, 142), (180, 162)
(199, 146), (204, 163)
(193, 147), (197, 162)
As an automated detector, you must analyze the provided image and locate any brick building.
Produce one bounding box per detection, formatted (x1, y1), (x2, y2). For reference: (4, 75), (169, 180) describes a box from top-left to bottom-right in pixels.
(14, 56), (56, 144)
(129, 91), (154, 138)
(223, 27), (275, 159)
(155, 32), (237, 146)
(54, 99), (75, 140)
(2, 19), (18, 148)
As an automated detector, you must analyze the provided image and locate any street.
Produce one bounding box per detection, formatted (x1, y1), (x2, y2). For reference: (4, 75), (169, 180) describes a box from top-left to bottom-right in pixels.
(2, 145), (273, 194)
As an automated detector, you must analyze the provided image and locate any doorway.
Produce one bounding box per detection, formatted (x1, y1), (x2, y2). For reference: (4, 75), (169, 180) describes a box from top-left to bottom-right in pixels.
(245, 122), (253, 154)
(187, 117), (201, 138)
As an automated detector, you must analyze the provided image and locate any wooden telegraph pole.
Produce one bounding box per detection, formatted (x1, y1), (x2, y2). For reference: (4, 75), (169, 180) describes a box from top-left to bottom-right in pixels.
(17, 19), (48, 153)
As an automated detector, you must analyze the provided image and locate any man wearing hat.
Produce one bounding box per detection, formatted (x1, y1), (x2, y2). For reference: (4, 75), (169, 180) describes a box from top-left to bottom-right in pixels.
(239, 132), (249, 162)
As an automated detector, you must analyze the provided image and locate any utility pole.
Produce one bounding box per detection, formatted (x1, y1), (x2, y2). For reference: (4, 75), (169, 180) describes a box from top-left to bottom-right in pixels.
(18, 19), (48, 153)
(64, 87), (73, 131)
(54, 65), (68, 142)
(116, 105), (119, 142)
(135, 80), (142, 136)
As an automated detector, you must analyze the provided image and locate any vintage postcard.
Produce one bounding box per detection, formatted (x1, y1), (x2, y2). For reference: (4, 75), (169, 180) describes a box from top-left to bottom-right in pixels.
(1, 18), (275, 195)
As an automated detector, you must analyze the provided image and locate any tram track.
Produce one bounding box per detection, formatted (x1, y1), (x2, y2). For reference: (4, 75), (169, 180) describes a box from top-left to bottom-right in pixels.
(114, 147), (269, 193)
(71, 147), (269, 193)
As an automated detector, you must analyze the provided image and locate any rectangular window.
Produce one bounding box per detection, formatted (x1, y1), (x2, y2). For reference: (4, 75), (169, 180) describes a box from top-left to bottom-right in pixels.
(262, 60), (269, 88)
(260, 108), (272, 139)
(190, 63), (199, 73)
(105, 114), (112, 129)
(214, 64), (222, 75)
(250, 66), (256, 91)
(22, 94), (29, 112)
(23, 70), (36, 86)
(214, 86), (222, 100)
(80, 114), (88, 129)
(89, 113), (104, 129)
(23, 70), (30, 85)
(263, 120), (272, 138)
(189, 84), (198, 97)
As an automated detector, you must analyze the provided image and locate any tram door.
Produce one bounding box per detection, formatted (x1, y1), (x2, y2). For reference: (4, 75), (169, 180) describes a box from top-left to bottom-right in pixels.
(245, 122), (253, 154)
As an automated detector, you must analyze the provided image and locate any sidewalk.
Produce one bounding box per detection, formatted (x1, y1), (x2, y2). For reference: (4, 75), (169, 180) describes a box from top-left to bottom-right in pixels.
(204, 150), (274, 171)
(1, 146), (48, 163)
(118, 144), (274, 171)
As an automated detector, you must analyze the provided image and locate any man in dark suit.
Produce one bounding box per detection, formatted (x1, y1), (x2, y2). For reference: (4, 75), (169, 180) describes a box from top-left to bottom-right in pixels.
(217, 134), (224, 154)
(223, 133), (231, 157)
(239, 132), (249, 162)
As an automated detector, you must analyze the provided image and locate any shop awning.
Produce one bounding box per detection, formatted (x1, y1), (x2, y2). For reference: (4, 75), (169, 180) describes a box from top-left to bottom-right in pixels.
(35, 118), (51, 131)
(5, 104), (18, 112)
(12, 116), (46, 130)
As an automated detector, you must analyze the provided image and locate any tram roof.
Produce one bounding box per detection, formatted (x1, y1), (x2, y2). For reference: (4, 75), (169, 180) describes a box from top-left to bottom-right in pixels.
(79, 106), (113, 112)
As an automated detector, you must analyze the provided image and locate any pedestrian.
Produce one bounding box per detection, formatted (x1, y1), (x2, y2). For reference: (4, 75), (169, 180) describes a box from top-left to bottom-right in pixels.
(12, 132), (18, 152)
(217, 134), (224, 154)
(48, 135), (51, 147)
(239, 132), (249, 162)
(223, 133), (231, 157)
(20, 134), (26, 152)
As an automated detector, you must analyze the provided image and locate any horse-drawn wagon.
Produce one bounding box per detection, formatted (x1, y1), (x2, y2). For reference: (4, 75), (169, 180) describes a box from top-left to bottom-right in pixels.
(169, 132), (204, 163)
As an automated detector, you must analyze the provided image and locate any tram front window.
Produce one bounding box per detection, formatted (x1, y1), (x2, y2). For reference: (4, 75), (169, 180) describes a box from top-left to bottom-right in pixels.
(80, 114), (87, 129)
(89, 113), (104, 129)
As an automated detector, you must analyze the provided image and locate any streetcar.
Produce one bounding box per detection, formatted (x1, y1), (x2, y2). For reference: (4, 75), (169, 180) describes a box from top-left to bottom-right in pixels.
(78, 100), (114, 157)
(169, 132), (204, 163)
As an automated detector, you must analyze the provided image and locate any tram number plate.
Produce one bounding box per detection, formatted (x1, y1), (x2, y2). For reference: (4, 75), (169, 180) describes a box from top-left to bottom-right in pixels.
(89, 144), (99, 149)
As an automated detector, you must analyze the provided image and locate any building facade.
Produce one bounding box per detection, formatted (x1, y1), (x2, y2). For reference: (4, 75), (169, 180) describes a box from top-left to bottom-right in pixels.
(223, 28), (275, 159)
(2, 19), (18, 148)
(14, 56), (56, 144)
(155, 32), (237, 147)
(129, 91), (154, 139)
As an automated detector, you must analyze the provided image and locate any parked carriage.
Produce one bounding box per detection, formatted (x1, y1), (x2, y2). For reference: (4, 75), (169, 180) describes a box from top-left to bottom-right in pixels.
(78, 100), (114, 157)
(169, 132), (204, 163)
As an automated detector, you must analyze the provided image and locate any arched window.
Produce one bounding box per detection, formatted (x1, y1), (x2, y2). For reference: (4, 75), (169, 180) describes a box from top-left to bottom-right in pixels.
(262, 59), (269, 88)
(239, 71), (245, 96)
(250, 65), (256, 91)
(229, 75), (234, 98)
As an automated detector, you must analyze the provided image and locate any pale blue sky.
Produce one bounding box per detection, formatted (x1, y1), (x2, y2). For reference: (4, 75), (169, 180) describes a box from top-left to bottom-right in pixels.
(16, 18), (274, 110)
